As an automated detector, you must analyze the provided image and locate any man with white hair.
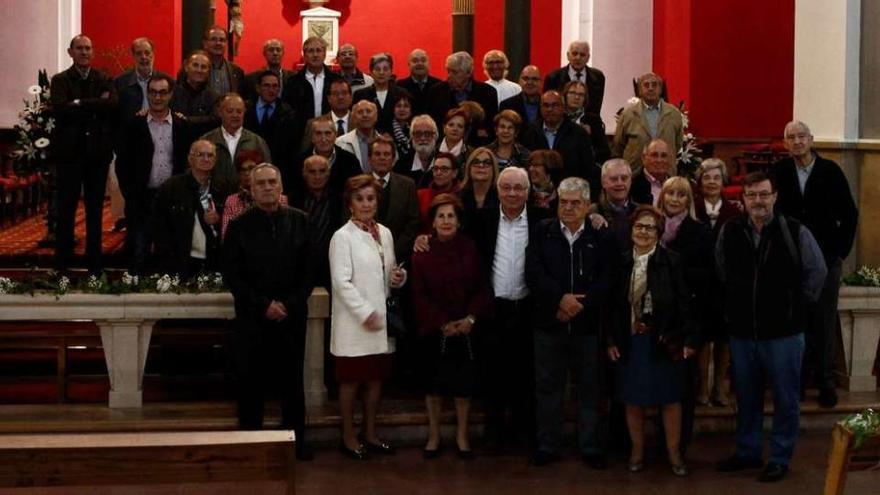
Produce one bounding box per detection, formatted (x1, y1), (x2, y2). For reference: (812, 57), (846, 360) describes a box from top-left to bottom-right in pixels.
(772, 120), (858, 408)
(526, 176), (615, 468)
(426, 51), (498, 141)
(544, 41), (605, 114)
(394, 114), (439, 187)
(398, 48), (441, 115)
(483, 49), (522, 105)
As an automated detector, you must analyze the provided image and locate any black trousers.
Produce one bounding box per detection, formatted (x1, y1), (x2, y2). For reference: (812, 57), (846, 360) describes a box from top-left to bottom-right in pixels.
(124, 188), (157, 274)
(804, 258), (842, 390)
(54, 159), (110, 273)
(234, 319), (307, 444)
(483, 297), (535, 446)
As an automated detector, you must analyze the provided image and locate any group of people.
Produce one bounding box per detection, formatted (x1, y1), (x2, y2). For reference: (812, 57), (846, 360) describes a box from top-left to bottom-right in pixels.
(47, 29), (859, 483)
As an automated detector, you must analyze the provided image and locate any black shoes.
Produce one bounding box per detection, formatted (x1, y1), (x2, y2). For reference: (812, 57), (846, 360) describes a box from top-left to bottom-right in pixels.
(716, 455), (764, 472)
(582, 454), (607, 470)
(363, 439), (395, 455)
(758, 462), (789, 482)
(818, 387), (839, 408)
(338, 442), (368, 460)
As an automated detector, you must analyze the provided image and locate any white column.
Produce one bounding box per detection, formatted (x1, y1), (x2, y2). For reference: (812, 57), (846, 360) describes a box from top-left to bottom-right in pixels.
(793, 0), (861, 141)
(0, 0), (80, 126)
(560, 0), (654, 132)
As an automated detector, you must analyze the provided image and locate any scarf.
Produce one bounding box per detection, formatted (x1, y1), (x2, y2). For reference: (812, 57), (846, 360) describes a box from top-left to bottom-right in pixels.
(661, 211), (687, 247)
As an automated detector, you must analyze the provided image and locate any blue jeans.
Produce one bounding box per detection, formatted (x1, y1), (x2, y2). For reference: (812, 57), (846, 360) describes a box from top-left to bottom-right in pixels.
(534, 329), (602, 456)
(729, 333), (804, 466)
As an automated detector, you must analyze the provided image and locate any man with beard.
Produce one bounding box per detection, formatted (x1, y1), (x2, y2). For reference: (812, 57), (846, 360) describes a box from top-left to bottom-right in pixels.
(393, 114), (438, 187)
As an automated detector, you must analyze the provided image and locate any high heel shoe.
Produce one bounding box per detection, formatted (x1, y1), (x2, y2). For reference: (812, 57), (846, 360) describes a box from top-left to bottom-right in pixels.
(338, 442), (368, 460)
(423, 437), (442, 459)
(455, 439), (474, 460)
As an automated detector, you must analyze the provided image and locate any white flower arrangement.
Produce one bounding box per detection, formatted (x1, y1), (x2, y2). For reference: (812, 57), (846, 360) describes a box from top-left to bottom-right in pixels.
(86, 275), (102, 291)
(0, 277), (17, 295)
(57, 276), (70, 294)
(13, 80), (53, 176)
(843, 266), (880, 287)
(121, 272), (139, 287)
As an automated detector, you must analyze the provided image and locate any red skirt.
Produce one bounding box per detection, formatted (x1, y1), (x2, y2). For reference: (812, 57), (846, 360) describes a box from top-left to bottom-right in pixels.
(334, 353), (393, 382)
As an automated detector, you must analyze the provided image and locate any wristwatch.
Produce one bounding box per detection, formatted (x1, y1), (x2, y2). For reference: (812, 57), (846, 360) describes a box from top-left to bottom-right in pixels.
(465, 315), (476, 325)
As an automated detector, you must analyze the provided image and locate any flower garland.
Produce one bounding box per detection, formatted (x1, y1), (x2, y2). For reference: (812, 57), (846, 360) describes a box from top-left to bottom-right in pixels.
(842, 266), (880, 287)
(840, 409), (880, 450)
(0, 272), (225, 296)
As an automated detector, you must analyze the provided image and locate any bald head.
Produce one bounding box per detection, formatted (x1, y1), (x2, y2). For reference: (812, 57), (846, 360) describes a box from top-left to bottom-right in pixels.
(68, 35), (93, 68)
(408, 48), (430, 78)
(519, 65), (542, 97)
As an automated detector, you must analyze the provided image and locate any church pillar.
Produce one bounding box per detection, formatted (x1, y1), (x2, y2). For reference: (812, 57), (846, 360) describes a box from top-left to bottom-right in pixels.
(181, 0), (214, 60)
(452, 0), (475, 53)
(504, 0), (530, 80)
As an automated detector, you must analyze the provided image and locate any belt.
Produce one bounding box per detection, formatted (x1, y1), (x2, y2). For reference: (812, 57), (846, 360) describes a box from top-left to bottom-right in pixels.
(495, 297), (530, 312)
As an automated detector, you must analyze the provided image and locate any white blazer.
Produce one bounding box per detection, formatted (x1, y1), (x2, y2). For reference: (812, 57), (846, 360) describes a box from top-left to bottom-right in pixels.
(329, 220), (398, 357)
(335, 130), (368, 172)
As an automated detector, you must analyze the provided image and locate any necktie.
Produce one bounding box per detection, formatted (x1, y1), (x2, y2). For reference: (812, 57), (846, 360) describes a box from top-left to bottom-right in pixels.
(261, 104), (272, 127)
(380, 177), (387, 188)
(575, 71), (583, 81)
(337, 119), (345, 135)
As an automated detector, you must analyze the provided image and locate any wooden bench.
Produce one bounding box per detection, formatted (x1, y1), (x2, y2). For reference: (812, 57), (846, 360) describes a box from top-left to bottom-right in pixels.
(824, 422), (880, 495)
(0, 430), (296, 493)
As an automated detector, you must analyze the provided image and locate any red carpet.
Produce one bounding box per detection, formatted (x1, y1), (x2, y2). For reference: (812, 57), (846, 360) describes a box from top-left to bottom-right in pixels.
(0, 200), (125, 267)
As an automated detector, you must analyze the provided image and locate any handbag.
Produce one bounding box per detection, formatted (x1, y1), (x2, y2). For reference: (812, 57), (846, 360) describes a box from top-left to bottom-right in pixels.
(385, 292), (406, 338)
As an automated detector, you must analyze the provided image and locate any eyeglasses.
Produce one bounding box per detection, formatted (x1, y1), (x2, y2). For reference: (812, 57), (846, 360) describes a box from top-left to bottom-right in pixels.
(499, 184), (528, 193)
(471, 159), (494, 167)
(433, 166), (454, 173)
(633, 223), (658, 232)
(191, 151), (215, 159)
(743, 191), (774, 200)
(412, 131), (436, 138)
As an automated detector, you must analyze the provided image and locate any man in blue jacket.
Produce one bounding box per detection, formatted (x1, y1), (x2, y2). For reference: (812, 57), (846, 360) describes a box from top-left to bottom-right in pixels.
(526, 177), (616, 468)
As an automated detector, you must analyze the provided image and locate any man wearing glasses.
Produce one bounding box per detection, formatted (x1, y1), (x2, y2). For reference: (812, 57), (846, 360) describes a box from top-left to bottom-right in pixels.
(151, 139), (234, 277)
(117, 74), (192, 273)
(500, 65), (543, 126)
(715, 171), (826, 483)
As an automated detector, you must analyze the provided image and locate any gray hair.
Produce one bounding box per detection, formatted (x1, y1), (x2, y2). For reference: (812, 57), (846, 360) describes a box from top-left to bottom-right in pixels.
(369, 52), (393, 71)
(696, 157), (728, 184)
(410, 114), (438, 138)
(262, 38), (283, 50)
(557, 176), (590, 202)
(249, 162), (283, 190)
(496, 166), (530, 190)
(783, 120), (812, 138)
(637, 72), (662, 86)
(601, 158), (631, 179)
(446, 51), (474, 74)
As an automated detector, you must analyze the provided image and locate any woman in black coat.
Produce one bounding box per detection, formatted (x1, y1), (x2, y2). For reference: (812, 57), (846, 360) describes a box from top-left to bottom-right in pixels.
(606, 205), (697, 476)
(693, 158), (740, 406)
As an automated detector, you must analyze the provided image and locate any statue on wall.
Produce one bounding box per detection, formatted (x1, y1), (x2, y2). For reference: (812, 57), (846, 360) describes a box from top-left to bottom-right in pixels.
(228, 0), (244, 56)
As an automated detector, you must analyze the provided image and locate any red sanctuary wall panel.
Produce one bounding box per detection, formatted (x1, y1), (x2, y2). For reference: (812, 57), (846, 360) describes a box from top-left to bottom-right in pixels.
(652, 0), (693, 113)
(473, 0), (506, 82)
(81, 0), (180, 77)
(689, 0), (794, 139)
(530, 0), (563, 78)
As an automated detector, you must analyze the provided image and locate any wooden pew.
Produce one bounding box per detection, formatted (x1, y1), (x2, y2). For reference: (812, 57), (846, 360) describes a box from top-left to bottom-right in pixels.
(824, 423), (880, 495)
(0, 430), (296, 493)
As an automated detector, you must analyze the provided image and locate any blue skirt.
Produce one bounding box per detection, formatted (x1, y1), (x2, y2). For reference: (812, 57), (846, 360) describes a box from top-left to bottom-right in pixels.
(614, 333), (685, 406)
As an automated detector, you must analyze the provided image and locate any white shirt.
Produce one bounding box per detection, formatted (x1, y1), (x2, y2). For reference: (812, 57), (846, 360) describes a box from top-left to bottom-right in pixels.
(568, 65), (587, 82)
(146, 112), (174, 189)
(307, 69), (325, 117)
(561, 221), (585, 246)
(492, 207), (529, 300)
(704, 198), (723, 228)
(372, 171), (390, 188)
(221, 126), (243, 160)
(486, 78), (522, 105)
(439, 138), (464, 157)
(190, 212), (207, 259)
(411, 153), (432, 172)
(376, 89), (388, 108)
(331, 110), (350, 134)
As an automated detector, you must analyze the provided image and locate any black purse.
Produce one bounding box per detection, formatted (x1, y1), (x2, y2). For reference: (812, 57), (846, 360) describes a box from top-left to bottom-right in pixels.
(386, 292), (405, 338)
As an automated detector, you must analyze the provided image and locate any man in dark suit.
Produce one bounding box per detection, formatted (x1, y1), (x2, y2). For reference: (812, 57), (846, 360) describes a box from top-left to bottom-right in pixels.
(468, 166), (544, 453)
(370, 135), (420, 261)
(222, 163), (315, 461)
(773, 120), (859, 408)
(393, 114), (438, 188)
(117, 74), (192, 273)
(397, 48), (441, 116)
(170, 50), (221, 137)
(202, 26), (245, 95)
(286, 37), (343, 126)
(500, 65), (543, 127)
(50, 35), (117, 274)
(113, 37), (170, 232)
(543, 41), (605, 115)
(242, 39), (295, 103)
(298, 79), (353, 153)
(284, 116), (361, 197)
(520, 91), (599, 201)
(243, 71), (295, 169)
(426, 51), (498, 143)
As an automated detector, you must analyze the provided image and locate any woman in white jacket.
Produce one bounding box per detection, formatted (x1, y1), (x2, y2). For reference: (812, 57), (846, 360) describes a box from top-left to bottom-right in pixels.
(330, 174), (407, 460)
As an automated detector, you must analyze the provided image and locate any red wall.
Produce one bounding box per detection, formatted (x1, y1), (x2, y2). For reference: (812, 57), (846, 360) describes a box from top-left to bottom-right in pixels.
(530, 0), (563, 79)
(81, 0), (180, 77)
(652, 0), (794, 139)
